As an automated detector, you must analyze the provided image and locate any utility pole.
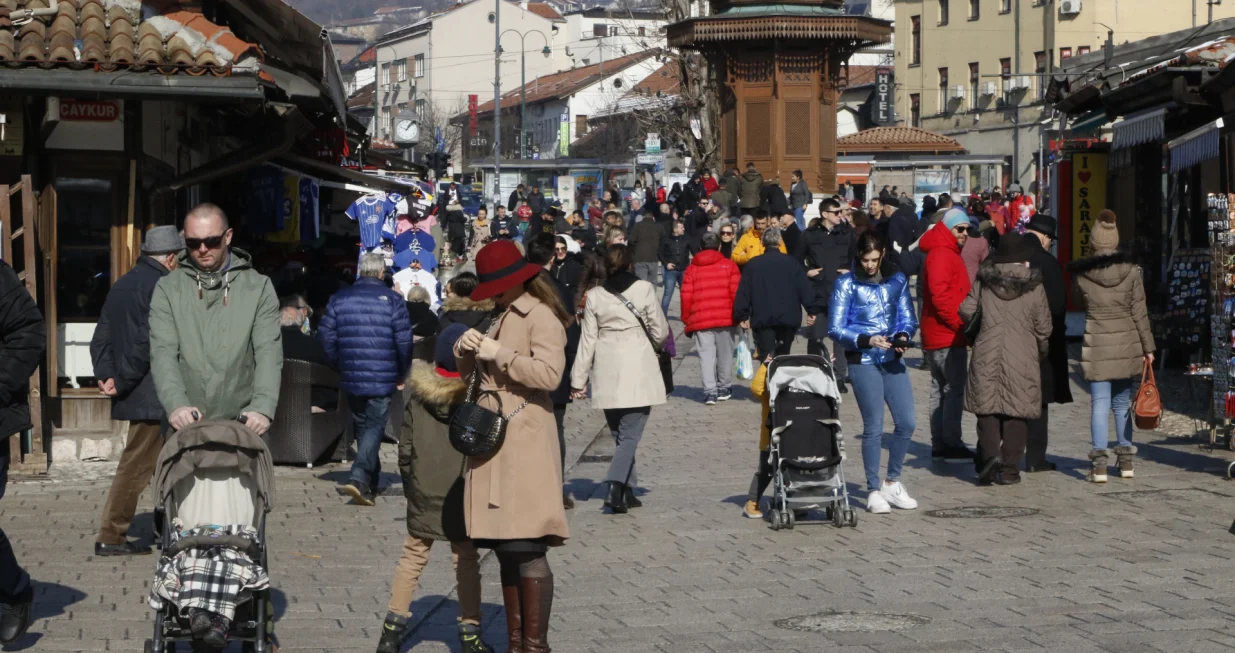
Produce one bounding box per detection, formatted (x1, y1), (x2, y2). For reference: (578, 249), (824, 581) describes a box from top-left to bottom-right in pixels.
(493, 0), (501, 209)
(520, 47), (527, 159)
(1195, 0), (1198, 26)
(1012, 0), (1020, 188)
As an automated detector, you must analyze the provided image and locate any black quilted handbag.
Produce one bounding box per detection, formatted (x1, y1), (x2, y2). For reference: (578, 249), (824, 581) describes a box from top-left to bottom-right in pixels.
(449, 322), (539, 457)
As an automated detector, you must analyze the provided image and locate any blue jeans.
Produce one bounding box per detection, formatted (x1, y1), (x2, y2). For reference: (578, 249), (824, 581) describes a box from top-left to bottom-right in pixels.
(347, 394), (392, 491)
(661, 267), (682, 317)
(1090, 378), (1134, 451)
(0, 452), (29, 599)
(848, 360), (916, 492)
(794, 207), (806, 230)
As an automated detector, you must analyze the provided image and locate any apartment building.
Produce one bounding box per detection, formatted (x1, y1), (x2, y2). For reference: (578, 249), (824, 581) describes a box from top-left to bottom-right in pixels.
(557, 6), (667, 68)
(893, 0), (1235, 189)
(369, 0), (565, 141)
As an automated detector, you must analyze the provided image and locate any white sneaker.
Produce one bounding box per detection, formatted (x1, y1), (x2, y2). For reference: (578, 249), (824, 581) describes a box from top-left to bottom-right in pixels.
(881, 481), (918, 510)
(866, 491), (891, 514)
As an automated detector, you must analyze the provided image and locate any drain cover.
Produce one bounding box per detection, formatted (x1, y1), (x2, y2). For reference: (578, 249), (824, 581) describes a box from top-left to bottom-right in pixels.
(578, 454), (613, 463)
(1099, 488), (1229, 501)
(775, 611), (931, 633)
(925, 506), (1040, 519)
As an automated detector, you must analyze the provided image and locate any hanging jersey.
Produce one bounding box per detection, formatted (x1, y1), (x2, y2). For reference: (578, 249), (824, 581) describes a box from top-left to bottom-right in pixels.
(346, 195), (395, 249)
(299, 177), (320, 241)
(394, 229), (438, 272)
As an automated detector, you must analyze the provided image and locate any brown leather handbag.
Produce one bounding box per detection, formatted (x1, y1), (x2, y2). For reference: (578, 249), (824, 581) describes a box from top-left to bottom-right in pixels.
(1133, 359), (1162, 430)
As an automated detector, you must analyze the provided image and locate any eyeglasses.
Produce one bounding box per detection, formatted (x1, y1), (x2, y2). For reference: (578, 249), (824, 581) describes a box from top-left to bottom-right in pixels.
(720, 231), (734, 236)
(555, 246), (568, 252)
(185, 234), (225, 250)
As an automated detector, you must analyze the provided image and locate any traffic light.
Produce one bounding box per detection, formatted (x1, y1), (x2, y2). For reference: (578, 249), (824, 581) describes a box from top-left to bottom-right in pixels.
(425, 151), (450, 179)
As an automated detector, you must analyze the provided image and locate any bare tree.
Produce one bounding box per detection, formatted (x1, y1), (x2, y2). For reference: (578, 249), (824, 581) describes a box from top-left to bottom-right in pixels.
(630, 0), (721, 173)
(417, 96), (468, 165)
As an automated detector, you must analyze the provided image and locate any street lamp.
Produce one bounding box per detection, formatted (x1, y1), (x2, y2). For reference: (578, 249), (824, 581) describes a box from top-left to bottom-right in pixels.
(499, 28), (551, 159)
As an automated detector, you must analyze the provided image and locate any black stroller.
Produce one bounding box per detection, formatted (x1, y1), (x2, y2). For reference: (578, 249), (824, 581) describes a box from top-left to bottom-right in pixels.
(145, 419), (276, 653)
(765, 355), (858, 530)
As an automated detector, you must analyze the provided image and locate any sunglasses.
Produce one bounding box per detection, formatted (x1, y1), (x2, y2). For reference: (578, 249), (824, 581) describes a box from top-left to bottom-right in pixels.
(721, 231), (734, 236)
(953, 226), (970, 234)
(555, 245), (568, 252)
(185, 234), (226, 250)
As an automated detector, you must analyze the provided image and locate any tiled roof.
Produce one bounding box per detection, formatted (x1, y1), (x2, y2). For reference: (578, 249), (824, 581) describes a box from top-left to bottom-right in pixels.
(473, 50), (656, 115)
(526, 2), (564, 21)
(836, 126), (964, 153)
(347, 81), (375, 109)
(0, 2), (259, 74)
(844, 64), (878, 88)
(633, 62), (678, 95)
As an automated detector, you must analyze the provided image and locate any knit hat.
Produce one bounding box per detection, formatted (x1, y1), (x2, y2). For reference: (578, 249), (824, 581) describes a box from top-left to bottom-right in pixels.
(435, 323), (468, 376)
(1091, 209), (1119, 252)
(941, 208), (969, 231)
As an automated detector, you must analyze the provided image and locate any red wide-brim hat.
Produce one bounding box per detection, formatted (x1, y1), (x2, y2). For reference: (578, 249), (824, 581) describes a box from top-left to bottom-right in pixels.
(470, 240), (542, 301)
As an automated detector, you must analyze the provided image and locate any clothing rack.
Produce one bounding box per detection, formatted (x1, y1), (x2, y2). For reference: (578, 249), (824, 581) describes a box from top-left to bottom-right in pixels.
(1208, 194), (1234, 450)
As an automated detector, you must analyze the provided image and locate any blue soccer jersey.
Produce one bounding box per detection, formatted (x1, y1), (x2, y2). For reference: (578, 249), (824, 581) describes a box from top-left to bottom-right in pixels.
(393, 228), (437, 272)
(346, 195), (395, 248)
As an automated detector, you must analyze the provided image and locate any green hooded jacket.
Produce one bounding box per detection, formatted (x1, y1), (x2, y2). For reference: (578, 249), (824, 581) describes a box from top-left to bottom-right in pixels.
(149, 248), (282, 420)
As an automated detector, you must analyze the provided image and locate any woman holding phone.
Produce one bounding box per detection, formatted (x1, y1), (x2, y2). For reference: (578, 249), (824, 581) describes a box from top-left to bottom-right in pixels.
(829, 230), (920, 515)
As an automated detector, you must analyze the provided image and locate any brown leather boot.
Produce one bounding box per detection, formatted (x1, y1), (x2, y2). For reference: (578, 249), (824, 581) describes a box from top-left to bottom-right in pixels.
(501, 565), (524, 653)
(520, 575), (554, 653)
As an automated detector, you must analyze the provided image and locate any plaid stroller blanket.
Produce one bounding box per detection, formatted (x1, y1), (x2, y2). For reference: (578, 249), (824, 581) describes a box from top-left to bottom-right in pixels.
(148, 522), (270, 620)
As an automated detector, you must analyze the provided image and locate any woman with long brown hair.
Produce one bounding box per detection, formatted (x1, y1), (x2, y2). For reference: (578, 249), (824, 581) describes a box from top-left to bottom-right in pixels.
(453, 240), (571, 653)
(570, 243), (669, 514)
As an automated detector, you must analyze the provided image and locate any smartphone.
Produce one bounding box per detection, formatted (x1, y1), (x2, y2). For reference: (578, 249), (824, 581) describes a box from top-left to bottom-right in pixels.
(891, 336), (913, 349)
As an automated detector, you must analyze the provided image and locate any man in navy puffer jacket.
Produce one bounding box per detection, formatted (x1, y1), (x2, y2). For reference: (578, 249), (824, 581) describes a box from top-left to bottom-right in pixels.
(319, 253), (413, 506)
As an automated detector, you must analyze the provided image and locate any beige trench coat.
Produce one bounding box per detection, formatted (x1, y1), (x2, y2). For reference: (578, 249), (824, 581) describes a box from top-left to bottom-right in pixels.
(570, 278), (669, 410)
(455, 292), (569, 545)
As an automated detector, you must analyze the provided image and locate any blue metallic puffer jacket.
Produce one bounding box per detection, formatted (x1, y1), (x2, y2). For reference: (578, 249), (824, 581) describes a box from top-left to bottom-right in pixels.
(318, 277), (414, 397)
(828, 267), (919, 366)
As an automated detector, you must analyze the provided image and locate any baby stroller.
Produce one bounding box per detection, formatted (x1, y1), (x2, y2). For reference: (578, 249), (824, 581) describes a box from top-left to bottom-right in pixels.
(145, 419), (276, 653)
(765, 354), (858, 530)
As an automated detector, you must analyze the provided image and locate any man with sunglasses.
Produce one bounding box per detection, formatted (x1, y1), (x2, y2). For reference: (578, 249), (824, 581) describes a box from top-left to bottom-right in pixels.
(798, 198), (856, 388)
(150, 204), (282, 440)
(919, 208), (975, 464)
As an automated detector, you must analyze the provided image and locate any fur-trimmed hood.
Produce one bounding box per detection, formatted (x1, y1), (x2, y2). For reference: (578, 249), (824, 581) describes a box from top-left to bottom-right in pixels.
(407, 364), (467, 414)
(977, 259), (1043, 301)
(1066, 249), (1138, 288)
(441, 295), (496, 314)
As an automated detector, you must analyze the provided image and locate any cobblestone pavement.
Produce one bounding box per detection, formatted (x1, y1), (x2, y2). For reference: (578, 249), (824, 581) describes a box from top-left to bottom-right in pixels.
(7, 306), (1235, 652)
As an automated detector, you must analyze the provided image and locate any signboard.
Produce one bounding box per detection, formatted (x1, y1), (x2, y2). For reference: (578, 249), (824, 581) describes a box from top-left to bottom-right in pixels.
(0, 99), (23, 156)
(1071, 152), (1108, 260)
(468, 94), (478, 134)
(559, 112), (570, 156)
(645, 132), (661, 154)
(58, 98), (121, 122)
(912, 168), (951, 210)
(872, 67), (894, 126)
(556, 175), (576, 212)
(636, 153), (661, 165)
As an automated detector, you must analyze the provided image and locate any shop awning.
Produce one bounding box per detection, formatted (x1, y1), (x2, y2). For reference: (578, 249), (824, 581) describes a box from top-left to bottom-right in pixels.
(1111, 106), (1167, 150)
(1168, 118), (1224, 173)
(837, 162), (872, 184)
(275, 154), (417, 193)
(1068, 109), (1111, 136)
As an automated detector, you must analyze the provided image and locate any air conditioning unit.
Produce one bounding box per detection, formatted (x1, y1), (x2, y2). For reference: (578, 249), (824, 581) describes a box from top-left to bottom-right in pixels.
(1059, 0), (1082, 16)
(1010, 75), (1031, 91)
(952, 85), (966, 100)
(981, 81), (997, 97)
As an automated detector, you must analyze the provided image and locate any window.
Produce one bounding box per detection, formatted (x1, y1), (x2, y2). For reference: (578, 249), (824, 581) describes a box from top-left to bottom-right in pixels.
(1034, 50), (1047, 99)
(1078, 45), (1091, 56)
(910, 93), (921, 127)
(637, 26), (646, 36)
(938, 0), (949, 24)
(381, 62), (391, 86)
(415, 99), (426, 117)
(396, 59), (407, 82)
(1000, 0), (1010, 11)
(969, 62), (979, 108)
(1060, 47), (1072, 61)
(414, 53), (425, 78)
(1000, 57), (1011, 94)
(382, 106), (392, 137)
(911, 16), (921, 65)
(939, 66), (949, 112)
(575, 114), (588, 137)
(592, 23), (608, 37)
(969, 0), (979, 20)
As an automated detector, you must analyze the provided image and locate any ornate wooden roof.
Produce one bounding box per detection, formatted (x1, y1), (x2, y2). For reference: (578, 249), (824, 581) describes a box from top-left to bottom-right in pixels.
(668, 8), (891, 48)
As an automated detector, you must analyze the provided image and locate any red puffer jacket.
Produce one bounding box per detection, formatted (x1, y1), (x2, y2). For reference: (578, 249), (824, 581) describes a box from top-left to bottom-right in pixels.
(681, 249), (741, 334)
(920, 221), (972, 350)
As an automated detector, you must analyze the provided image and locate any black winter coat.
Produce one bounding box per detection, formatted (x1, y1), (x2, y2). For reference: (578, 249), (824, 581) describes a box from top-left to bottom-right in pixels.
(551, 256), (584, 307)
(761, 184), (790, 216)
(733, 250), (818, 328)
(781, 223), (803, 257)
(89, 256), (168, 422)
(549, 273), (580, 406)
(0, 260), (44, 440)
(1027, 238), (1073, 404)
(796, 222), (856, 305)
(490, 217), (518, 240)
(437, 295), (497, 335)
(659, 234), (693, 270)
(527, 191), (546, 215)
(628, 218), (664, 263)
(684, 208), (710, 249)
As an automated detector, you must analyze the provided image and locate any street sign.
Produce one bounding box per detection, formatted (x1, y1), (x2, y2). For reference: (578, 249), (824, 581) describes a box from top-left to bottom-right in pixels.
(645, 132), (661, 154)
(872, 68), (894, 126)
(636, 153), (661, 165)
